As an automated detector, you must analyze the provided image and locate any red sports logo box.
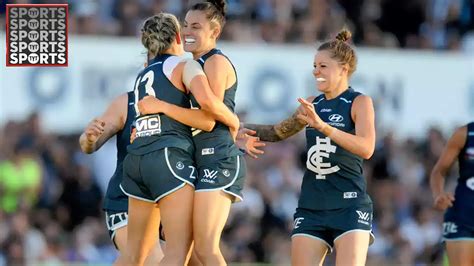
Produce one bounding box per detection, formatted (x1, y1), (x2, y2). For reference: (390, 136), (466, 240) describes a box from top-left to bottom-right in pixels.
(6, 4), (68, 67)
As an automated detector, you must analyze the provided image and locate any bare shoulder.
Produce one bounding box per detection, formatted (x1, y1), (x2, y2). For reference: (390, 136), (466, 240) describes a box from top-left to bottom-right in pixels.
(110, 92), (129, 110)
(171, 60), (187, 91)
(100, 92), (129, 131)
(174, 60), (186, 75)
(206, 54), (232, 71)
(353, 94), (373, 106)
(450, 125), (468, 148)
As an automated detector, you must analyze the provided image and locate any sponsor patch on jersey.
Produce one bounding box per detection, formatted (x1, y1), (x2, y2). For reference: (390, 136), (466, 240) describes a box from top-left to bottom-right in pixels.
(202, 148), (214, 155)
(343, 192), (358, 199)
(327, 114), (345, 127)
(328, 114), (344, 122)
(320, 108), (332, 112)
(135, 114), (161, 138)
(328, 122), (345, 127)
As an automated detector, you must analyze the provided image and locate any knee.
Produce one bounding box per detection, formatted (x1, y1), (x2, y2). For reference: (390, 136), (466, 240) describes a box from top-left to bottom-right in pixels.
(164, 247), (190, 263)
(194, 244), (221, 260)
(124, 254), (147, 266)
(123, 247), (151, 266)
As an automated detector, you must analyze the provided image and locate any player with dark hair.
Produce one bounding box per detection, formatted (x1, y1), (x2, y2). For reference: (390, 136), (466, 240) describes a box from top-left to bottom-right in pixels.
(431, 122), (474, 266)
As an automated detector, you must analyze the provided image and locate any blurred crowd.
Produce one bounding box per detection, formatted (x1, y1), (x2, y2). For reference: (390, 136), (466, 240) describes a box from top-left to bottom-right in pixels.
(0, 0), (470, 265)
(0, 110), (457, 265)
(1, 0), (474, 51)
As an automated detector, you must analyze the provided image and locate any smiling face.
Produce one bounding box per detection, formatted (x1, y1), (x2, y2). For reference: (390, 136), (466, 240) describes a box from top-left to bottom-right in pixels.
(182, 10), (220, 55)
(313, 50), (349, 93)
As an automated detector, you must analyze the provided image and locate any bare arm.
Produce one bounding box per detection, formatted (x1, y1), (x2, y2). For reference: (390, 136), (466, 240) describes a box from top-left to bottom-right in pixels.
(245, 105), (308, 142)
(79, 93), (127, 153)
(190, 56), (239, 131)
(297, 95), (376, 159)
(138, 96), (216, 132)
(430, 126), (466, 209)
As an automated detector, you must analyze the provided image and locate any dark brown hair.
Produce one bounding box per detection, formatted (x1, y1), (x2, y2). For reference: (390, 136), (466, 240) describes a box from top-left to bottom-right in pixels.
(318, 29), (357, 76)
(189, 0), (227, 30)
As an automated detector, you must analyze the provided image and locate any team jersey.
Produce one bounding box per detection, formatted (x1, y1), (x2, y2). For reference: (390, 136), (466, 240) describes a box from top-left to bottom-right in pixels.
(298, 87), (372, 210)
(103, 91), (135, 211)
(127, 54), (194, 156)
(451, 122), (474, 227)
(189, 48), (242, 165)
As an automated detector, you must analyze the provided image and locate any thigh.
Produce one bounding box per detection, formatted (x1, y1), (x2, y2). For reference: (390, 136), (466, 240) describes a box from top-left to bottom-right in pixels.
(112, 224), (127, 252)
(446, 241), (474, 266)
(157, 184), (194, 254)
(331, 203), (373, 265)
(444, 219), (474, 266)
(105, 210), (128, 250)
(193, 190), (232, 246)
(126, 197), (161, 264)
(291, 235), (328, 266)
(291, 208), (331, 265)
(334, 231), (370, 266)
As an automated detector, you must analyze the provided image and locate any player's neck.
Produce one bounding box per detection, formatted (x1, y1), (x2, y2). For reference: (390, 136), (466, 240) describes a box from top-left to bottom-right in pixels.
(163, 46), (183, 56)
(325, 80), (348, 100)
(192, 46), (216, 60)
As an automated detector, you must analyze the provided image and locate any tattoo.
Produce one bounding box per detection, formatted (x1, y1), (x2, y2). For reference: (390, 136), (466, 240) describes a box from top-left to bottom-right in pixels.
(245, 124), (281, 142)
(245, 112), (306, 142)
(274, 111), (307, 139)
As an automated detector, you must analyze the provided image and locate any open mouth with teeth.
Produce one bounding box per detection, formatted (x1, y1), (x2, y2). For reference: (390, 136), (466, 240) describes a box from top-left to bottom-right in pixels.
(316, 77), (326, 82)
(185, 37), (196, 44)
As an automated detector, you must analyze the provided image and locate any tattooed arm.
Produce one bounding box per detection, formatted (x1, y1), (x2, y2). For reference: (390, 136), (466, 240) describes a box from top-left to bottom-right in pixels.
(244, 105), (309, 142)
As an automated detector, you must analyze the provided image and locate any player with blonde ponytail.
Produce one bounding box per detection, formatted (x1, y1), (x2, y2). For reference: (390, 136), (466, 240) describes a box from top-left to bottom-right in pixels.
(244, 29), (376, 266)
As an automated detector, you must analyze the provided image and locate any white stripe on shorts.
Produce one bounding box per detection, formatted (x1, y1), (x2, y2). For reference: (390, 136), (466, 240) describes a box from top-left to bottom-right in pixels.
(164, 147), (195, 187)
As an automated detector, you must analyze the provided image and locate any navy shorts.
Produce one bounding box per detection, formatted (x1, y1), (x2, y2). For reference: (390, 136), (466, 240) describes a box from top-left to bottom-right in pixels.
(443, 207), (474, 241)
(291, 203), (375, 252)
(121, 147), (195, 202)
(195, 155), (246, 202)
(105, 210), (128, 249)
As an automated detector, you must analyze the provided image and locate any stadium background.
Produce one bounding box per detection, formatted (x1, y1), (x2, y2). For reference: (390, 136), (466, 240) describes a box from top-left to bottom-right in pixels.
(1, 0), (474, 265)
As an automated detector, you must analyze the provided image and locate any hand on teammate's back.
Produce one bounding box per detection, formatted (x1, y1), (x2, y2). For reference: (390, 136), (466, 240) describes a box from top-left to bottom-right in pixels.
(85, 118), (105, 143)
(138, 96), (165, 115)
(433, 192), (455, 211)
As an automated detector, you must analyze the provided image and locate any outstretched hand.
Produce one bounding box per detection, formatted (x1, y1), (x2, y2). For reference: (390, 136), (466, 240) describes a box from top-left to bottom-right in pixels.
(296, 98), (325, 130)
(236, 128), (265, 158)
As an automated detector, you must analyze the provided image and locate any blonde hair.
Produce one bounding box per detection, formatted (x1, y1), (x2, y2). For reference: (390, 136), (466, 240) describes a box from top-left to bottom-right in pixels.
(318, 29), (357, 76)
(141, 13), (180, 58)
